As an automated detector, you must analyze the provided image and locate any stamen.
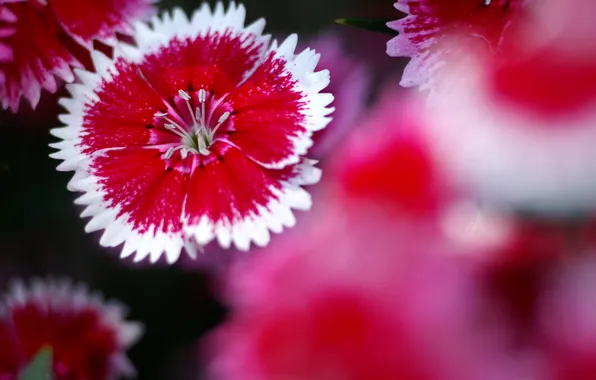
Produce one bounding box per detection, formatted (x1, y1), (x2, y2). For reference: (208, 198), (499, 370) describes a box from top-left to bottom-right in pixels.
(154, 112), (169, 117)
(198, 89), (207, 103)
(195, 108), (202, 125)
(198, 89), (207, 127)
(157, 113), (188, 137)
(210, 111), (230, 136)
(484, 0), (491, 4)
(180, 148), (189, 159)
(197, 132), (207, 152)
(164, 146), (176, 160)
(178, 89), (202, 129)
(178, 90), (191, 101)
(164, 123), (188, 139)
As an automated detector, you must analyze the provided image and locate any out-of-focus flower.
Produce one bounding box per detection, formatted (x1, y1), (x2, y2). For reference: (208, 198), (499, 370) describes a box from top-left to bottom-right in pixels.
(0, 277), (143, 379)
(333, 89), (454, 219)
(0, 0), (157, 112)
(206, 190), (529, 380)
(49, 3), (333, 264)
(425, 0), (596, 214)
(538, 255), (596, 380)
(304, 33), (369, 159)
(386, 0), (525, 92)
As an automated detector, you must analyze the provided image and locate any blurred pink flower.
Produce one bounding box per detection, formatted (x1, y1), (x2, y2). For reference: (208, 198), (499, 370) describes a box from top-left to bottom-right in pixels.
(386, 0), (526, 92)
(538, 255), (596, 380)
(206, 192), (529, 380)
(332, 89), (454, 219)
(424, 0), (596, 214)
(304, 33), (370, 159)
(0, 0), (157, 112)
(0, 277), (143, 379)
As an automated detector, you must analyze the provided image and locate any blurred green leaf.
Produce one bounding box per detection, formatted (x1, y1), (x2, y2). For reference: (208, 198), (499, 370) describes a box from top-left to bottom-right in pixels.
(335, 18), (397, 35)
(19, 347), (53, 380)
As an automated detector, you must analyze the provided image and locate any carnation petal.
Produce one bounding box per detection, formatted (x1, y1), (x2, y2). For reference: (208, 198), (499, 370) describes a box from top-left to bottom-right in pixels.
(47, 0), (157, 47)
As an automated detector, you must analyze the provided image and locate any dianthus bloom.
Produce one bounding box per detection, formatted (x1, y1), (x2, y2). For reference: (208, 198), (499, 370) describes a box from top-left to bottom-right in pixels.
(206, 197), (527, 380)
(386, 0), (525, 92)
(334, 89), (452, 218)
(0, 278), (143, 379)
(49, 2), (333, 263)
(425, 0), (596, 213)
(0, 0), (157, 112)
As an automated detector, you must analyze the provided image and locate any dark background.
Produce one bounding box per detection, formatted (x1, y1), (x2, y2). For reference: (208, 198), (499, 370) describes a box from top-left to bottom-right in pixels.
(0, 0), (399, 378)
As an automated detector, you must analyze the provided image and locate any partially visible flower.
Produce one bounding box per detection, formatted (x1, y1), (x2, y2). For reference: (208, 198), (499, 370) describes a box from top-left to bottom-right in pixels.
(425, 0), (596, 214)
(49, 3), (333, 263)
(538, 255), (596, 380)
(0, 0), (157, 112)
(386, 0), (526, 93)
(0, 277), (143, 379)
(333, 89), (453, 219)
(206, 194), (528, 380)
(304, 33), (369, 159)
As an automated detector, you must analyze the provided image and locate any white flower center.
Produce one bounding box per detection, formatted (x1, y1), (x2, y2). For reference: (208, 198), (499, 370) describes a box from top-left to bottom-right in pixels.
(154, 89), (231, 159)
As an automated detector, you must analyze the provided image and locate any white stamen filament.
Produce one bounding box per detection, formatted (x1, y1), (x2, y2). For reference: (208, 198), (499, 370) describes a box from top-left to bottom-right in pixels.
(156, 113), (187, 136)
(484, 0), (491, 4)
(198, 89), (207, 127)
(210, 111), (231, 137)
(164, 123), (188, 139)
(164, 146), (176, 159)
(179, 89), (200, 127)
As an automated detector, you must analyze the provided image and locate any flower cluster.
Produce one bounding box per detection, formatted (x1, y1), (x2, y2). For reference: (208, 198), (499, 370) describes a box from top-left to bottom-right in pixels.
(4, 0), (596, 378)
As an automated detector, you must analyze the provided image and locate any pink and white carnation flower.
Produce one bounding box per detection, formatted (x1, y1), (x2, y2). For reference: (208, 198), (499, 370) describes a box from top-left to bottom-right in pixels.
(206, 194), (530, 380)
(0, 277), (143, 379)
(49, 2), (333, 264)
(425, 0), (596, 214)
(386, 0), (526, 93)
(0, 0), (157, 112)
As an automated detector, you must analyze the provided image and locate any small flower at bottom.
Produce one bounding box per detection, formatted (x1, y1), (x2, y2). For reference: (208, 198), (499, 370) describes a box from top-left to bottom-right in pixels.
(0, 277), (143, 379)
(0, 0), (157, 112)
(49, 2), (333, 263)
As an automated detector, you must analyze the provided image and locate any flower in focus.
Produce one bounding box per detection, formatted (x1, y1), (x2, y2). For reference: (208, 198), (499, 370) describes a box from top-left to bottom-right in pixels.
(0, 277), (143, 379)
(206, 193), (527, 380)
(425, 0), (596, 214)
(386, 0), (525, 92)
(0, 0), (157, 112)
(303, 33), (369, 159)
(49, 3), (333, 263)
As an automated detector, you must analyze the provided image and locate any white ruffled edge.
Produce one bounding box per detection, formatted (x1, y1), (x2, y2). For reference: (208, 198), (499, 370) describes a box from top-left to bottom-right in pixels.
(1, 277), (143, 378)
(181, 158), (321, 258)
(427, 60), (596, 214)
(49, 2), (328, 264)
